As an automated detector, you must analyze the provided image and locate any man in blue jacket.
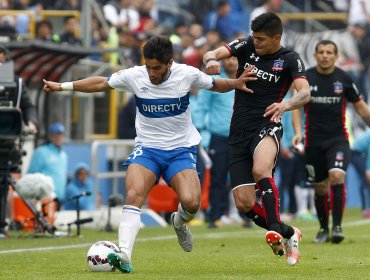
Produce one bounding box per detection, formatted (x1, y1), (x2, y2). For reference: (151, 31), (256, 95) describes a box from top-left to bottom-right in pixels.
(64, 162), (95, 210)
(195, 56), (238, 227)
(28, 123), (68, 207)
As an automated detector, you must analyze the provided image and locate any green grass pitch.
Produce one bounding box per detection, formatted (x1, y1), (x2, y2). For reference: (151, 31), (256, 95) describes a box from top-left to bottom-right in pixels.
(0, 208), (369, 280)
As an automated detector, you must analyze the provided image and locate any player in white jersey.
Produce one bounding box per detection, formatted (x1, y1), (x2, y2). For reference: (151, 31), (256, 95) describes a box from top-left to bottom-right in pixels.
(43, 36), (256, 273)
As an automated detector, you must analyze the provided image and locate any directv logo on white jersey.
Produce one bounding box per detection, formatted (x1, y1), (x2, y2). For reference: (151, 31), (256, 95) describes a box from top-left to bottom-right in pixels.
(107, 62), (214, 150)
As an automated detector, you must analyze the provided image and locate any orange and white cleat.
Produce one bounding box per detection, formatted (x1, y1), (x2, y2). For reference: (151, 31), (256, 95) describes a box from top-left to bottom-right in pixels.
(265, 231), (285, 256)
(285, 227), (302, 266)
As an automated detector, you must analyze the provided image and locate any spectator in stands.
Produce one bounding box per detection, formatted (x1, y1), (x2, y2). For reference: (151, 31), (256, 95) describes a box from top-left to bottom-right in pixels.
(55, 0), (81, 10)
(0, 0), (17, 40)
(180, 32), (195, 58)
(53, 16), (82, 46)
(36, 19), (53, 41)
(250, 0), (281, 24)
(203, 0), (239, 41)
(189, 23), (203, 40)
(12, 0), (31, 35)
(30, 0), (56, 10)
(183, 37), (209, 69)
(205, 30), (222, 49)
(103, 0), (140, 31)
(117, 28), (141, 67)
(351, 130), (370, 218)
(64, 162), (95, 211)
(348, 0), (370, 30)
(169, 21), (188, 45)
(28, 123), (68, 207)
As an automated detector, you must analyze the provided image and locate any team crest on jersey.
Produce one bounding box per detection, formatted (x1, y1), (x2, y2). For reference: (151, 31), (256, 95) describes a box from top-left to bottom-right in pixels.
(335, 151), (344, 161)
(272, 59), (284, 71)
(333, 81), (343, 94)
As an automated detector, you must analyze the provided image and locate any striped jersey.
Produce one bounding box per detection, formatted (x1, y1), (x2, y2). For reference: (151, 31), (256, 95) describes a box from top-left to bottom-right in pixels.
(107, 62), (214, 150)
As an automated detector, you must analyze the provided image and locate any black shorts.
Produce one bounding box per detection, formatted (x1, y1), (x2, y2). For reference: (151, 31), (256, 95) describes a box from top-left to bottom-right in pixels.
(305, 138), (350, 184)
(228, 123), (283, 189)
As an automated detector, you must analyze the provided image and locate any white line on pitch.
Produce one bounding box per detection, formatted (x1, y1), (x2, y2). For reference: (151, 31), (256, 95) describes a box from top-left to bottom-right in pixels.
(0, 219), (369, 255)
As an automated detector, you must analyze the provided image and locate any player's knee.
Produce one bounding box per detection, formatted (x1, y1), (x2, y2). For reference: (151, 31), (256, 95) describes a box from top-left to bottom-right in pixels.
(181, 202), (200, 214)
(329, 172), (345, 185)
(180, 197), (200, 214)
(125, 188), (145, 206)
(252, 166), (270, 181)
(314, 184), (329, 196)
(234, 197), (254, 213)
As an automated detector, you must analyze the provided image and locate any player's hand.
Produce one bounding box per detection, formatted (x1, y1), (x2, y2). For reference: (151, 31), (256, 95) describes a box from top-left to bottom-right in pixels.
(27, 121), (38, 134)
(43, 79), (62, 93)
(263, 101), (289, 122)
(235, 65), (257, 93)
(292, 134), (302, 151)
(205, 60), (222, 75)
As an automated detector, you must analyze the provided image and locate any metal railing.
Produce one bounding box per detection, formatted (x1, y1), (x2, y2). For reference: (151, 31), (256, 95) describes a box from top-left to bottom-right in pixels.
(90, 139), (135, 197)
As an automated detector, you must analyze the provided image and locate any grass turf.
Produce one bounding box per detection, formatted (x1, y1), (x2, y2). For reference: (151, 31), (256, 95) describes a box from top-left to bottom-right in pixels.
(0, 208), (369, 280)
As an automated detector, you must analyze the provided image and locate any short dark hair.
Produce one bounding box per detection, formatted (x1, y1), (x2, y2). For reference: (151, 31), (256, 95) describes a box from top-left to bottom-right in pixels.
(217, 0), (229, 8)
(64, 16), (76, 24)
(251, 12), (283, 36)
(36, 20), (52, 31)
(143, 36), (173, 64)
(315, 40), (338, 54)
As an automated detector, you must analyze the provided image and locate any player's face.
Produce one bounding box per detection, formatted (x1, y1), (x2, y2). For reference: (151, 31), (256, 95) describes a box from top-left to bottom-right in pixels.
(49, 134), (64, 147)
(0, 53), (6, 63)
(252, 32), (281, 56)
(314, 44), (338, 72)
(145, 58), (173, 85)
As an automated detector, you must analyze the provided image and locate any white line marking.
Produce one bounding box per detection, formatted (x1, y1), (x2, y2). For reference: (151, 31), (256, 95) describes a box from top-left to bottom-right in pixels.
(0, 219), (369, 255)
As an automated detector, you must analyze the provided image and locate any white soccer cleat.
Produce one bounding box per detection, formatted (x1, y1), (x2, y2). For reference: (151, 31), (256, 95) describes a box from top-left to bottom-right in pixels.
(265, 231), (285, 256)
(171, 212), (193, 252)
(285, 227), (302, 266)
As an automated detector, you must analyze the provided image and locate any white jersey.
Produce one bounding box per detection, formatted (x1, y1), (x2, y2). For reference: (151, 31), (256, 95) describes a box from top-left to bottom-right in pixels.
(108, 62), (214, 150)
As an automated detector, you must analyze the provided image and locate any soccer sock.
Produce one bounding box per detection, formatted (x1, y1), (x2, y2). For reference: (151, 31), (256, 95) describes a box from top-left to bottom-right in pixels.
(173, 203), (197, 228)
(280, 223), (295, 239)
(119, 205), (142, 260)
(330, 184), (346, 227)
(258, 178), (281, 233)
(314, 193), (329, 230)
(243, 203), (268, 230)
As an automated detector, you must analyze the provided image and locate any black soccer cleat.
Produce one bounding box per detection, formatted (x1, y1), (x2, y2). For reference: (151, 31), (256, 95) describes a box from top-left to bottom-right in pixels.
(314, 228), (330, 243)
(331, 226), (345, 244)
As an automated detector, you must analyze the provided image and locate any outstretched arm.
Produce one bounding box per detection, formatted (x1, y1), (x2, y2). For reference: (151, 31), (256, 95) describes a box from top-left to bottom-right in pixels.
(211, 65), (256, 93)
(43, 76), (112, 93)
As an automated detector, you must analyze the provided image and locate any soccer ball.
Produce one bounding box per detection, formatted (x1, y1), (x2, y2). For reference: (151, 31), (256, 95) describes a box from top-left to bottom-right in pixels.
(87, 241), (119, 272)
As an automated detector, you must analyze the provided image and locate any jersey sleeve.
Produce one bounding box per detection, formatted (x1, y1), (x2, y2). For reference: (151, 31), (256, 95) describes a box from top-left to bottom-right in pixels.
(225, 37), (251, 57)
(107, 68), (135, 92)
(286, 52), (306, 80)
(189, 66), (214, 89)
(344, 75), (362, 103)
